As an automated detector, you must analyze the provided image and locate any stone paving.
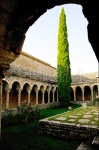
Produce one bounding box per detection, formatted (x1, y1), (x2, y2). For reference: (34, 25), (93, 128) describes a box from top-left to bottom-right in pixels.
(49, 106), (99, 127)
(48, 106), (99, 150)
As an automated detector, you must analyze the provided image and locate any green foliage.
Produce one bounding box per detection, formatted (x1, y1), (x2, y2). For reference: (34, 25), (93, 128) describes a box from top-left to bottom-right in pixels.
(2, 100), (42, 126)
(88, 98), (99, 106)
(1, 104), (80, 150)
(57, 7), (72, 107)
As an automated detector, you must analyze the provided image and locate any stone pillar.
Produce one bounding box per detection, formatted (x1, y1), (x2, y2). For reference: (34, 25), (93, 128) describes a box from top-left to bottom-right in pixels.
(53, 91), (55, 103)
(91, 88), (93, 101)
(34, 86), (38, 105)
(48, 91), (50, 104)
(42, 90), (45, 104)
(27, 91), (31, 104)
(82, 88), (84, 101)
(26, 86), (31, 105)
(73, 89), (76, 102)
(17, 89), (21, 106)
(36, 90), (38, 105)
(5, 89), (10, 109)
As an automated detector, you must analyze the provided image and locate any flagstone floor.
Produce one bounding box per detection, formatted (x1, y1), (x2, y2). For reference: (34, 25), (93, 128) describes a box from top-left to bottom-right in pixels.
(48, 106), (99, 150)
(48, 106), (99, 127)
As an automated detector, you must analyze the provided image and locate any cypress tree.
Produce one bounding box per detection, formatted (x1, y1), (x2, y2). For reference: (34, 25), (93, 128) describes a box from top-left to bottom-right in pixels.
(57, 7), (72, 107)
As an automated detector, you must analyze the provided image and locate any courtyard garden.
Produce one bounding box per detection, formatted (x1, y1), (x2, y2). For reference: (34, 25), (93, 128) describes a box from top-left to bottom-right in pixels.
(48, 106), (99, 126)
(1, 103), (81, 150)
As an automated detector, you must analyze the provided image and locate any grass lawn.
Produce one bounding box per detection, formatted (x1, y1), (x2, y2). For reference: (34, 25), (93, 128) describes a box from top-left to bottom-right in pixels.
(48, 106), (99, 126)
(1, 104), (81, 150)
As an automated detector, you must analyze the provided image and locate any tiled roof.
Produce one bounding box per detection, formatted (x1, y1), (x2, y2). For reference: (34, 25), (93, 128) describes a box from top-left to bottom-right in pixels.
(72, 72), (98, 83)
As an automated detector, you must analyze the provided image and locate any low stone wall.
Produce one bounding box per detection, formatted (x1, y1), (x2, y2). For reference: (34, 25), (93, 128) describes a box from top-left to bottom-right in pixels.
(39, 119), (99, 142)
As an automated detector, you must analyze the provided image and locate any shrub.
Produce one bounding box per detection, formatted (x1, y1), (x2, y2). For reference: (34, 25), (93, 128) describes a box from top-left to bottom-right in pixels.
(2, 100), (42, 126)
(2, 109), (16, 126)
(88, 98), (99, 106)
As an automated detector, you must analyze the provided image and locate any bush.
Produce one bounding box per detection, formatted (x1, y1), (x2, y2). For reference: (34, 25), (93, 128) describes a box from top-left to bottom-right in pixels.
(2, 100), (42, 126)
(88, 98), (99, 106)
(2, 109), (16, 126)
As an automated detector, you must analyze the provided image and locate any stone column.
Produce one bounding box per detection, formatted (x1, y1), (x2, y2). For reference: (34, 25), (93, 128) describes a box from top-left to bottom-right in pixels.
(91, 88), (93, 101)
(82, 88), (84, 101)
(36, 90), (38, 105)
(26, 86), (31, 105)
(73, 89), (76, 102)
(53, 91), (55, 103)
(34, 86), (38, 105)
(48, 91), (50, 104)
(5, 89), (10, 109)
(17, 89), (21, 106)
(27, 91), (31, 104)
(42, 90), (45, 104)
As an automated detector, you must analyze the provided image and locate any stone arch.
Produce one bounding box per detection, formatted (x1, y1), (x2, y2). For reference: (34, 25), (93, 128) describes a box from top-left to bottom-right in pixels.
(9, 81), (20, 108)
(30, 84), (38, 105)
(93, 85), (98, 99)
(21, 83), (31, 104)
(76, 86), (82, 101)
(44, 86), (50, 104)
(38, 85), (42, 105)
(84, 85), (91, 101)
(2, 80), (9, 90)
(40, 85), (44, 91)
(39, 85), (44, 105)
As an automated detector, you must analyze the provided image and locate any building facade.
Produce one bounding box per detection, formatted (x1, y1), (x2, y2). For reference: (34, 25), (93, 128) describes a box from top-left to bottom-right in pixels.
(1, 52), (98, 110)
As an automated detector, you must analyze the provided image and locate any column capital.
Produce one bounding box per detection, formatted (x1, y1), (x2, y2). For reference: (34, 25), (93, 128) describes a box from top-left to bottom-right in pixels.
(5, 88), (11, 93)
(16, 87), (22, 92)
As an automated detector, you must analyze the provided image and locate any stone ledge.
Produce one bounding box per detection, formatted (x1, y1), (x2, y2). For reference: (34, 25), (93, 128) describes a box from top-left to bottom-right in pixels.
(39, 119), (99, 142)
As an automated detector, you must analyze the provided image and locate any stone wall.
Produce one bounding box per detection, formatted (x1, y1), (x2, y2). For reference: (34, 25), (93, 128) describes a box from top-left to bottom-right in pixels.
(39, 119), (99, 142)
(11, 51), (57, 77)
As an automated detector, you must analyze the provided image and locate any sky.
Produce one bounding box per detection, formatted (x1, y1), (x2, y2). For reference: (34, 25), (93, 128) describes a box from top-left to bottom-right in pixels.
(22, 4), (98, 75)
